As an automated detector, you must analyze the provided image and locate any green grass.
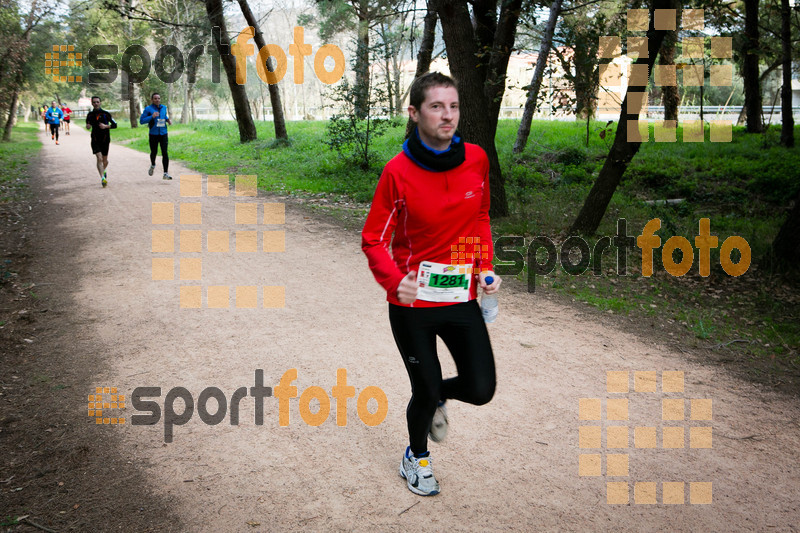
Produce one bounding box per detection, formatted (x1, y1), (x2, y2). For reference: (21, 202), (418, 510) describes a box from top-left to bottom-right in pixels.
(0, 122), (41, 203)
(69, 116), (800, 389)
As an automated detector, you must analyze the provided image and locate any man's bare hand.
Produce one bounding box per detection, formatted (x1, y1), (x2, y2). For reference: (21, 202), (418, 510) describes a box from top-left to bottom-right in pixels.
(397, 270), (418, 304)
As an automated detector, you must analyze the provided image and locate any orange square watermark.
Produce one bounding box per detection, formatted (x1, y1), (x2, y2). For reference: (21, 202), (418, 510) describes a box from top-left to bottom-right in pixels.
(579, 426), (601, 448)
(710, 64), (732, 86)
(690, 482), (712, 504)
(263, 231), (286, 252)
(598, 36), (621, 58)
(655, 121), (677, 143)
(579, 398), (601, 420)
(180, 203), (202, 224)
(683, 121), (704, 142)
(710, 37), (732, 58)
(599, 64), (622, 87)
(626, 92), (648, 114)
(180, 230), (202, 253)
(663, 482), (685, 504)
(263, 286), (285, 308)
(151, 202), (174, 224)
(236, 203), (258, 224)
(627, 120), (649, 142)
(627, 37), (648, 59)
(683, 64), (704, 87)
(682, 37), (704, 59)
(690, 427), (712, 448)
(654, 65), (677, 86)
(151, 230), (174, 253)
(627, 9), (649, 31)
(235, 175), (257, 196)
(683, 9), (704, 31)
(236, 286), (258, 308)
(180, 286), (202, 308)
(264, 203), (285, 224)
(710, 121), (732, 143)
(208, 175), (229, 196)
(654, 9), (677, 30)
(606, 371), (628, 393)
(629, 64), (650, 86)
(662, 371), (684, 392)
(606, 426), (629, 448)
(691, 399), (712, 420)
(607, 482), (629, 504)
(236, 231), (258, 253)
(207, 285), (230, 308)
(662, 398), (684, 420)
(180, 174), (202, 197)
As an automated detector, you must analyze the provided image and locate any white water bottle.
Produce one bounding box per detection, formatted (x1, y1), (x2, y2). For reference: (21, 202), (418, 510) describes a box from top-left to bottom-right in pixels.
(481, 275), (498, 323)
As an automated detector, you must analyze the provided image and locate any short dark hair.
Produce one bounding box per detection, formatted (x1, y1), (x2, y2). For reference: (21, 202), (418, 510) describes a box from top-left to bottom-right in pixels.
(151, 92), (160, 99)
(408, 72), (457, 110)
(91, 96), (101, 102)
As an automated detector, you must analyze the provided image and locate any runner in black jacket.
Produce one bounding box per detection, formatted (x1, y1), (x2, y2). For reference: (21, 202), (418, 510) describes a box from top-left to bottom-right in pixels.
(85, 96), (117, 188)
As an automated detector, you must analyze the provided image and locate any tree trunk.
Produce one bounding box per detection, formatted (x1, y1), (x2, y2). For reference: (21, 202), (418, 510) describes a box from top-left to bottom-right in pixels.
(772, 189), (800, 266)
(354, 4), (371, 120)
(236, 0), (288, 140)
(779, 0), (793, 147)
(485, 0), (523, 134)
(659, 9), (680, 122)
(569, 0), (678, 235)
(405, 4), (438, 138)
(513, 0), (562, 153)
(432, 0), (519, 218)
(2, 82), (20, 142)
(743, 0), (763, 133)
(573, 36), (597, 120)
(181, 76), (190, 124)
(205, 0), (257, 142)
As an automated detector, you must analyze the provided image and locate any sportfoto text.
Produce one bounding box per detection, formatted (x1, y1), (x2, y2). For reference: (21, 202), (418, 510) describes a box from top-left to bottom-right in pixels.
(86, 26), (344, 98)
(495, 218), (751, 292)
(131, 369), (388, 443)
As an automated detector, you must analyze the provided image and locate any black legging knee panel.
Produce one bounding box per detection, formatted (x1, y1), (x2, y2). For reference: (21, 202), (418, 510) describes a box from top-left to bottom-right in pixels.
(149, 134), (169, 171)
(389, 300), (495, 455)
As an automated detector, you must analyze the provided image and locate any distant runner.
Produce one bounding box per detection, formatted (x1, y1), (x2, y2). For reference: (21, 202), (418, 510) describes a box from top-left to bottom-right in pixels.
(45, 101), (63, 145)
(85, 96), (117, 188)
(62, 103), (72, 135)
(139, 92), (172, 180)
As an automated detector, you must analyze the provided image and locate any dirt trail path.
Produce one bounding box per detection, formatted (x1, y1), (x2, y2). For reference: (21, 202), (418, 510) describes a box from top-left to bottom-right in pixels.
(24, 124), (800, 532)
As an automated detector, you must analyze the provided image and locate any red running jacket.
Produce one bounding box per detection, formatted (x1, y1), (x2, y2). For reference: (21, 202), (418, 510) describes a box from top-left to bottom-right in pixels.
(361, 142), (494, 308)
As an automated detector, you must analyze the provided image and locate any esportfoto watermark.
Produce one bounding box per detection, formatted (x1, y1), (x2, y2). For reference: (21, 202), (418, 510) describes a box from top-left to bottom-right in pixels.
(91, 369), (388, 443)
(72, 26), (344, 98)
(495, 218), (750, 292)
(579, 370), (713, 505)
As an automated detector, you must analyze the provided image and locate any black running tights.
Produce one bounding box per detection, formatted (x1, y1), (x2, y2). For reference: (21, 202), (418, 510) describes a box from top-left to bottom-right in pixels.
(149, 134), (169, 172)
(389, 300), (495, 455)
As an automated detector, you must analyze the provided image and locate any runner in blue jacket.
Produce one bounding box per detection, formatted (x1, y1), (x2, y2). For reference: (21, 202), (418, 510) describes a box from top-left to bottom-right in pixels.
(45, 101), (64, 145)
(139, 92), (172, 180)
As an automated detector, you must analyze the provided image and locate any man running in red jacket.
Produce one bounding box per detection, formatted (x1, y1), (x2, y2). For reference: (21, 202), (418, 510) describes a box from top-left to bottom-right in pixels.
(361, 72), (501, 497)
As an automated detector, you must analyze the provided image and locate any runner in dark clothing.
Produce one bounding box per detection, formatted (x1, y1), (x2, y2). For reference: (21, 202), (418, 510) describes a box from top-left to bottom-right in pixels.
(86, 96), (117, 188)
